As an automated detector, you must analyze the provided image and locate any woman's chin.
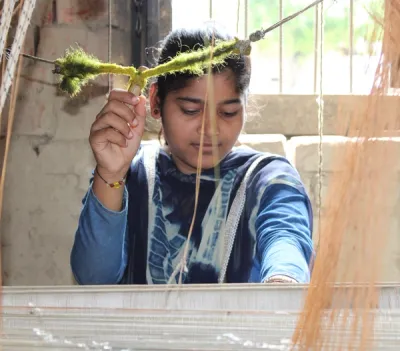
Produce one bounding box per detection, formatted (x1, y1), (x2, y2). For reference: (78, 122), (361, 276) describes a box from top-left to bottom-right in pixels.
(172, 149), (224, 174)
(199, 157), (222, 171)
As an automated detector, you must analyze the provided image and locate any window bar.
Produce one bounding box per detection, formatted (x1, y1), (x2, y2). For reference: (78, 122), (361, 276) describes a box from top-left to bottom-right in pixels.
(313, 4), (319, 93)
(279, 0), (283, 93)
(244, 0), (248, 38)
(349, 0), (354, 93)
(236, 0), (241, 35)
(209, 0), (213, 18)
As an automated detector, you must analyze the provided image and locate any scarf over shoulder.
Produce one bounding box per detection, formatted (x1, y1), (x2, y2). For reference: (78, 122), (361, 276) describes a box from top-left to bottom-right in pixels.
(71, 143), (315, 285)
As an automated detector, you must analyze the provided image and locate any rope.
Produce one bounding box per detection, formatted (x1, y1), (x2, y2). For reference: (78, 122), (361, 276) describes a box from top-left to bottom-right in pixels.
(0, 0), (36, 115)
(4, 49), (54, 64)
(0, 0), (16, 66)
(108, 0), (112, 93)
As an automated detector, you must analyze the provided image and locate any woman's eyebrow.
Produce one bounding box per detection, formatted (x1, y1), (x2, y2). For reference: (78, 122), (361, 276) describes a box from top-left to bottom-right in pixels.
(221, 98), (241, 105)
(176, 97), (203, 104)
(176, 97), (241, 105)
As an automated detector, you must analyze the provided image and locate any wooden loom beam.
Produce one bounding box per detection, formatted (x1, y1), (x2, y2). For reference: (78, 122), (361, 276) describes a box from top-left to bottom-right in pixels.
(2, 284), (400, 311)
(0, 284), (400, 350)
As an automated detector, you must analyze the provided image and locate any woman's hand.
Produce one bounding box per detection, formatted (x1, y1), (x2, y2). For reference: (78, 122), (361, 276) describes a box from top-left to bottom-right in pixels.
(89, 89), (147, 182)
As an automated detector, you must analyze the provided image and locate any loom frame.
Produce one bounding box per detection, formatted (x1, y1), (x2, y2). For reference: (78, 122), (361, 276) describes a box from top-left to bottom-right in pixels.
(3, 283), (400, 311)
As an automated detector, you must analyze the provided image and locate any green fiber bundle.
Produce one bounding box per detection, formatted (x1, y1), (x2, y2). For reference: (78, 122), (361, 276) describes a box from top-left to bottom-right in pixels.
(54, 47), (104, 96)
(142, 38), (242, 79)
(54, 38), (249, 96)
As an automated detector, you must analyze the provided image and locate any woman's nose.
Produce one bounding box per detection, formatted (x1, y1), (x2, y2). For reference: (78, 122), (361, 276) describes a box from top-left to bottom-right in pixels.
(198, 113), (220, 136)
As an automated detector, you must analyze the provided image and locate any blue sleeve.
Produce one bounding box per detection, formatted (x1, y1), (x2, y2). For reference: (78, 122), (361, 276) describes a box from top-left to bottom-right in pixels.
(254, 161), (314, 283)
(70, 183), (128, 285)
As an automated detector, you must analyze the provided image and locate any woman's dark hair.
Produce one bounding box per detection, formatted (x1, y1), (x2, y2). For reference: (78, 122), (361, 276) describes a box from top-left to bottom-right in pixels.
(155, 23), (251, 112)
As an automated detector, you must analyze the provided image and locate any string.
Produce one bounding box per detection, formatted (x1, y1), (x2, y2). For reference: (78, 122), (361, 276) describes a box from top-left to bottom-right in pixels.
(3, 0), (328, 68)
(4, 49), (54, 64)
(0, 0), (335, 288)
(0, 0), (26, 339)
(108, 0), (112, 93)
(169, 34), (216, 286)
(248, 0), (324, 42)
(316, 0), (324, 250)
(163, 0), (335, 284)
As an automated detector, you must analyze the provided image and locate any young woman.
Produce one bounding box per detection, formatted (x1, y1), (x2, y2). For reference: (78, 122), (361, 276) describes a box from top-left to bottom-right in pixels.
(70, 25), (315, 285)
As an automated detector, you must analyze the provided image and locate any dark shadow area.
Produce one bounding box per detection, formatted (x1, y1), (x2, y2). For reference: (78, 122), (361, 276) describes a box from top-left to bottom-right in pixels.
(59, 83), (109, 115)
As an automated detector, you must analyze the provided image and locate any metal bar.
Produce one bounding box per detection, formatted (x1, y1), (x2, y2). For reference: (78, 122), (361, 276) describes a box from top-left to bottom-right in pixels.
(313, 4), (319, 93)
(349, 0), (354, 93)
(244, 0), (248, 38)
(209, 0), (212, 18)
(279, 0), (283, 93)
(236, 0), (241, 35)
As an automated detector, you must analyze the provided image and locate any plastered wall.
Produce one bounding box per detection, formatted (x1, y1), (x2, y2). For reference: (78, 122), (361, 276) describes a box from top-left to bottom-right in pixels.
(1, 1), (399, 285)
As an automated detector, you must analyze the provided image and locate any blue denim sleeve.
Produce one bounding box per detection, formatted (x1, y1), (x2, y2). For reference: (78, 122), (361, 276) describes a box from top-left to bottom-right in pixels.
(70, 183), (128, 285)
(255, 175), (314, 284)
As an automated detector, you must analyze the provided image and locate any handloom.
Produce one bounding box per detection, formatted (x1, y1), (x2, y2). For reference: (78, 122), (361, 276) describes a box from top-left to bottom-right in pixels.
(1, 283), (400, 350)
(1, 0), (400, 350)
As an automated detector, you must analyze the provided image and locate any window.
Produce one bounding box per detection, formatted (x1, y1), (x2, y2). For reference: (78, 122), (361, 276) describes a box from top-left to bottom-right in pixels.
(172, 0), (383, 95)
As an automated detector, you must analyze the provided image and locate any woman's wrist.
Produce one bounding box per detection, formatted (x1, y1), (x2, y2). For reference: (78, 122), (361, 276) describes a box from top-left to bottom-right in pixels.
(92, 166), (127, 212)
(95, 166), (128, 189)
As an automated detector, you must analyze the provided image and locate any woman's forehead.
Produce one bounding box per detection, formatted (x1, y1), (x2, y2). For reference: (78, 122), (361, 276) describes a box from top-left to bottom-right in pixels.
(174, 70), (238, 95)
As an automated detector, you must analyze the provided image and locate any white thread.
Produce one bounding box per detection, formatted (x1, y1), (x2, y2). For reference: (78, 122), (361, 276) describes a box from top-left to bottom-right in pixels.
(0, 0), (36, 115)
(0, 0), (16, 65)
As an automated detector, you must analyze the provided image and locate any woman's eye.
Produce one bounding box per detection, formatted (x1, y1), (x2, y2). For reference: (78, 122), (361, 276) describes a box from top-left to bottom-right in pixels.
(180, 107), (240, 117)
(182, 108), (201, 116)
(221, 110), (239, 118)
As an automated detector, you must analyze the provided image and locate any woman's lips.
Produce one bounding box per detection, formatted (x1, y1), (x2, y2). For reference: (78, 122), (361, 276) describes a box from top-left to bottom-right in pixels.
(192, 143), (221, 153)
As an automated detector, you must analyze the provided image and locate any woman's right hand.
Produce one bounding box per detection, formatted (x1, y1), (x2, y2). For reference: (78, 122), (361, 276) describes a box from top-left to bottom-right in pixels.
(89, 89), (147, 182)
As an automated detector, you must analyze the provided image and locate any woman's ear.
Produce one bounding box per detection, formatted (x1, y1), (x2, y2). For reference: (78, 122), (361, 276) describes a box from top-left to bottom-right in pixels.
(149, 83), (161, 120)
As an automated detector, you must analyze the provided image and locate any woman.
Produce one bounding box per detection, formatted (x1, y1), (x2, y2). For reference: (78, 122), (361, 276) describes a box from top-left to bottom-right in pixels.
(70, 24), (314, 285)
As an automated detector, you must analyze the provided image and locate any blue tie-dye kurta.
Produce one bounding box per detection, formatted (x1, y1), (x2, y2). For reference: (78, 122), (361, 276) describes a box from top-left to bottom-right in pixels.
(71, 144), (314, 285)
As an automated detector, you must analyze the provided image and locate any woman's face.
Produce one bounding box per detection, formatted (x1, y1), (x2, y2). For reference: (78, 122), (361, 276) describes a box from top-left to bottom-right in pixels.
(150, 69), (245, 174)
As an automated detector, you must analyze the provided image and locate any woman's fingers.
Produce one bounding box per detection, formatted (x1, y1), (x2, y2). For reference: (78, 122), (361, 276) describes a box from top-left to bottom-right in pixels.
(91, 111), (133, 140)
(97, 89), (147, 127)
(134, 95), (147, 120)
(90, 127), (128, 148)
(107, 89), (139, 107)
(107, 89), (146, 121)
(98, 99), (137, 122)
